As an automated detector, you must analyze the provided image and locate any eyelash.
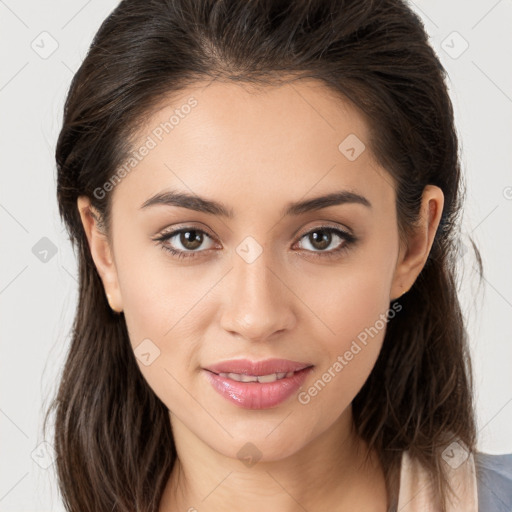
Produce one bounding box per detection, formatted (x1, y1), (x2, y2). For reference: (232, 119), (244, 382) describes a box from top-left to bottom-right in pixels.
(153, 224), (357, 261)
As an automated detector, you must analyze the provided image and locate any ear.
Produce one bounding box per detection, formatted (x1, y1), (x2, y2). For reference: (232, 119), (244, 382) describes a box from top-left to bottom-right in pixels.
(390, 185), (444, 301)
(77, 196), (123, 313)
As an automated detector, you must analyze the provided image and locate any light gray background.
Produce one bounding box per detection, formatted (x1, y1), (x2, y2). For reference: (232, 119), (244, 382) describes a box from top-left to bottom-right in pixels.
(1, 0), (511, 510)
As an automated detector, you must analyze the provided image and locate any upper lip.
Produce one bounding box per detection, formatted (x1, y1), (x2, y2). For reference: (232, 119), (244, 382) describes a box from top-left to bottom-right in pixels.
(204, 358), (313, 376)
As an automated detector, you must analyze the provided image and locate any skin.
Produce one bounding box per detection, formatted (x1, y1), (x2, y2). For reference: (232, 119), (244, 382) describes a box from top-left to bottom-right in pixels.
(77, 79), (444, 511)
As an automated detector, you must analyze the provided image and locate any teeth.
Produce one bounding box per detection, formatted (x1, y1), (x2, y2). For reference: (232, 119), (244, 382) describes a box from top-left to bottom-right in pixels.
(258, 373), (279, 383)
(218, 371), (295, 383)
(240, 373), (258, 382)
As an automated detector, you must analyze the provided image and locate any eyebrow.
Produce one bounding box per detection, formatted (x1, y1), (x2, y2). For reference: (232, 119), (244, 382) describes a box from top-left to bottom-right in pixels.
(139, 189), (372, 218)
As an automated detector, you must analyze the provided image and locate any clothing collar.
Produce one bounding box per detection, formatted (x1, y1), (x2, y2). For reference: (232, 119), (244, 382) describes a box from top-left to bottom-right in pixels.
(397, 448), (478, 511)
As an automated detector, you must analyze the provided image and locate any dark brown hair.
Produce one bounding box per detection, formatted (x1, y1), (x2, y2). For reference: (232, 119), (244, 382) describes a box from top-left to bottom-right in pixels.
(43, 0), (483, 510)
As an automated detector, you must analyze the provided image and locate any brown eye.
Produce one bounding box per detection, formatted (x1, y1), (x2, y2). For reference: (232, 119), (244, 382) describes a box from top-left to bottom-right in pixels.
(154, 228), (217, 259)
(295, 226), (357, 258)
(178, 230), (204, 250)
(154, 225), (357, 261)
(307, 229), (333, 251)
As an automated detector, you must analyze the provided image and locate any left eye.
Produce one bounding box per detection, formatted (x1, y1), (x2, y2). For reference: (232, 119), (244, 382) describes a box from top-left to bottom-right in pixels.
(154, 226), (356, 260)
(295, 227), (355, 255)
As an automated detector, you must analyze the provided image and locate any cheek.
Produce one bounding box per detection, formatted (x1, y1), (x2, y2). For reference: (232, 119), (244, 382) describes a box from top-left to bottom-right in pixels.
(115, 249), (214, 412)
(115, 240), (201, 341)
(300, 255), (393, 347)
(297, 298), (389, 427)
(294, 218), (398, 339)
(295, 256), (394, 414)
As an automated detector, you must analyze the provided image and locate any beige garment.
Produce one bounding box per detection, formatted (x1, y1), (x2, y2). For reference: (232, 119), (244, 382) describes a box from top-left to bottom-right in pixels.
(397, 448), (478, 511)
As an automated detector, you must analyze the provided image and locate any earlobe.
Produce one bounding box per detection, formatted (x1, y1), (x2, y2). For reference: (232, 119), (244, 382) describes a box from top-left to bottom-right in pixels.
(390, 185), (444, 301)
(77, 196), (123, 313)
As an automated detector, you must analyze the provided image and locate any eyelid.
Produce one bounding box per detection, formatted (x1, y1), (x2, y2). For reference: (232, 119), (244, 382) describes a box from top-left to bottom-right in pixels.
(157, 220), (353, 242)
(295, 221), (354, 239)
(157, 221), (216, 238)
(154, 222), (356, 259)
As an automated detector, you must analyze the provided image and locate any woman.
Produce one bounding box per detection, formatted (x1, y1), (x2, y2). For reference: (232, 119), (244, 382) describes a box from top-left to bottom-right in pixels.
(43, 0), (512, 510)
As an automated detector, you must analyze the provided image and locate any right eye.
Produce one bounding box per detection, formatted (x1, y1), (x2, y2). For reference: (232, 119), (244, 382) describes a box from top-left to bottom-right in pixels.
(153, 227), (218, 259)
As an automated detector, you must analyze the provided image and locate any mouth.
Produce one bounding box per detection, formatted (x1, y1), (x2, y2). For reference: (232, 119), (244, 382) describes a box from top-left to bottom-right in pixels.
(202, 361), (314, 410)
(206, 369), (308, 383)
(204, 357), (313, 377)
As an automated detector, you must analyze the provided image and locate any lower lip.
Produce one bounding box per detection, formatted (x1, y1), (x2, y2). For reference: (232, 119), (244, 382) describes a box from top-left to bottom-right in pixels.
(203, 367), (313, 410)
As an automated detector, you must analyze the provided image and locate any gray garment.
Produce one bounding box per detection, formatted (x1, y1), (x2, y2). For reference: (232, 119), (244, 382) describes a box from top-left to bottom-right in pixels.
(475, 452), (512, 511)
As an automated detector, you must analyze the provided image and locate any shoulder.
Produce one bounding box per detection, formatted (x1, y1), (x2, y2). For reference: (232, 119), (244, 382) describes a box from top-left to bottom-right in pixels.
(474, 451), (512, 512)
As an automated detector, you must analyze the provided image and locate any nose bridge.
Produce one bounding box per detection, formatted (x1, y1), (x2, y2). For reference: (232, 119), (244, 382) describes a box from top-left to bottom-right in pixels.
(220, 239), (294, 339)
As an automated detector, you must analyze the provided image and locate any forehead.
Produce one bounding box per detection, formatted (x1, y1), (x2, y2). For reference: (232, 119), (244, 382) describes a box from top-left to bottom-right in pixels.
(110, 78), (395, 217)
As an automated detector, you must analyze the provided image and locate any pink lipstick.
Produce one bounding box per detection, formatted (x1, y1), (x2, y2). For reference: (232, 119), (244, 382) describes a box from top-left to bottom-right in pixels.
(203, 358), (313, 409)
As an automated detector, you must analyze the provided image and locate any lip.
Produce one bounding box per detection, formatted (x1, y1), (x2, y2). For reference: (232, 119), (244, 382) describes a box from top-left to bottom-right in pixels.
(203, 358), (314, 410)
(204, 358), (313, 376)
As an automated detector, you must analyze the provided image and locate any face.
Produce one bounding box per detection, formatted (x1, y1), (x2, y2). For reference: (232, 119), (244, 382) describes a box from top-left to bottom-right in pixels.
(79, 78), (442, 462)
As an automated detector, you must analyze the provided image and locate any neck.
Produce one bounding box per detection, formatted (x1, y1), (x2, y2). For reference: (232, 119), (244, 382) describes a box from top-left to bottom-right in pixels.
(159, 407), (388, 511)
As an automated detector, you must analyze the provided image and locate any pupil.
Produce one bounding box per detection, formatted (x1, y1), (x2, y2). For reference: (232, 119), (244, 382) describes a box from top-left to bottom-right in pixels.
(311, 230), (331, 250)
(181, 230), (203, 250)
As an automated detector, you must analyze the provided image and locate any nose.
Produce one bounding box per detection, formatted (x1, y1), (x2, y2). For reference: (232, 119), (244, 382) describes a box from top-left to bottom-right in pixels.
(219, 247), (296, 342)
